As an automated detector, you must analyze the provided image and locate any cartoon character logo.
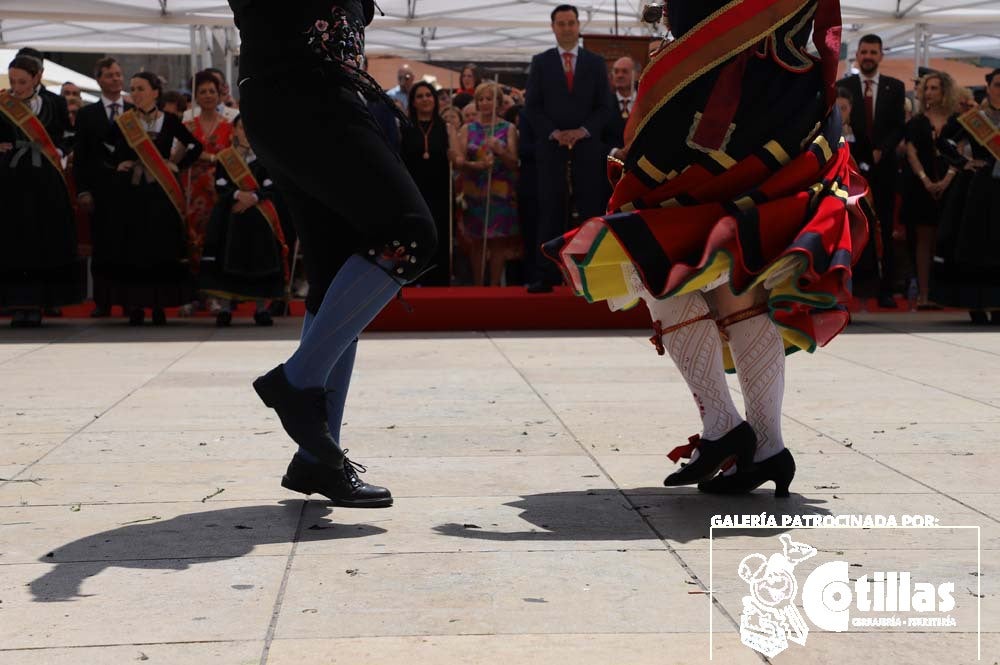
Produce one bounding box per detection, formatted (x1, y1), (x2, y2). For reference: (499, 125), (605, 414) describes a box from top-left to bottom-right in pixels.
(737, 534), (817, 657)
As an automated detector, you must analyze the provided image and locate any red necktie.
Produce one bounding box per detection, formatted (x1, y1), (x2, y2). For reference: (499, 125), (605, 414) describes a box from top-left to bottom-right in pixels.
(563, 52), (574, 92)
(864, 79), (874, 140)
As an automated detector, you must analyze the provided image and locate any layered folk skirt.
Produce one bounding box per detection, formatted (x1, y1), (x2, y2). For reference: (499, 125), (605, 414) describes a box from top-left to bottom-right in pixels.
(543, 0), (870, 369)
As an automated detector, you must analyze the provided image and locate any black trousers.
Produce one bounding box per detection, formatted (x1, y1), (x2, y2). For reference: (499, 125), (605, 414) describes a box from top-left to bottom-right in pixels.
(869, 163), (898, 296)
(533, 140), (608, 285)
(239, 71), (437, 314)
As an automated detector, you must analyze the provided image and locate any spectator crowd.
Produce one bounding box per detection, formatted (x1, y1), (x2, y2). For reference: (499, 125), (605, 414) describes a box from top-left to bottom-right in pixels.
(2, 9), (999, 327)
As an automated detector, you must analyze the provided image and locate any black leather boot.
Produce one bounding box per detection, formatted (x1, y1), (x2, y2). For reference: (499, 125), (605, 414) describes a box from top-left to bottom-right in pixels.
(281, 453), (393, 507)
(253, 364), (345, 468)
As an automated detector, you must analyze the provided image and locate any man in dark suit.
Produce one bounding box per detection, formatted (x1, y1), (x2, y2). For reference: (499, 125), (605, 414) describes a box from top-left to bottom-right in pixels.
(603, 56), (637, 158)
(837, 34), (906, 307)
(601, 56), (637, 205)
(73, 57), (133, 317)
(524, 4), (613, 292)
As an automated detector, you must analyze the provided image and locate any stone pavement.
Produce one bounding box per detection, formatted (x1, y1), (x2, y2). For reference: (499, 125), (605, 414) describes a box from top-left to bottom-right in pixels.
(0, 313), (996, 665)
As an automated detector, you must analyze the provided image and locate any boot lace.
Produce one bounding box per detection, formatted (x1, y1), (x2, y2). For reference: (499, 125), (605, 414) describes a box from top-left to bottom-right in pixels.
(342, 449), (367, 489)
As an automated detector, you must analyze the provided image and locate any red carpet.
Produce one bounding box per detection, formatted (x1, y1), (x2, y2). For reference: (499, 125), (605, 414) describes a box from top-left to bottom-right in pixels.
(8, 288), (926, 330)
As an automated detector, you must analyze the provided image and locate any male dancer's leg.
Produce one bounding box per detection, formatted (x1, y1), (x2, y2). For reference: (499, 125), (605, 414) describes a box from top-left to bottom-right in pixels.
(295, 309), (357, 464)
(241, 79), (436, 502)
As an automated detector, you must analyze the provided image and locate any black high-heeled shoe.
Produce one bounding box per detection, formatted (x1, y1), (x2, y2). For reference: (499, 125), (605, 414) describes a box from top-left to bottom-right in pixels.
(697, 448), (796, 497)
(663, 421), (757, 487)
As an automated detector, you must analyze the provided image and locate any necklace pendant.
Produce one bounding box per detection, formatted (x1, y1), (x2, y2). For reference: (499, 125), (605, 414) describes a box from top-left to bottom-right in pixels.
(423, 151), (430, 160)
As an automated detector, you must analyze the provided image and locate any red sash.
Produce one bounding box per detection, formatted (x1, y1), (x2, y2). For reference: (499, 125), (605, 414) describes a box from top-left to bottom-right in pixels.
(958, 107), (1000, 162)
(217, 146), (290, 281)
(116, 110), (186, 219)
(0, 90), (72, 196)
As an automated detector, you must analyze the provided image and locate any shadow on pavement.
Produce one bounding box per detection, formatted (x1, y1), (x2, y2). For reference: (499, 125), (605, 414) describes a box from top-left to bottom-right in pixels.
(434, 489), (832, 544)
(29, 500), (385, 602)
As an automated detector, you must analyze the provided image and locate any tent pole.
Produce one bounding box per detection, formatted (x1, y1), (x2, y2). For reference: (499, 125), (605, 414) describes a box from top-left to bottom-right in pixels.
(204, 26), (214, 71)
(922, 25), (931, 69)
(224, 27), (235, 93)
(190, 25), (198, 80)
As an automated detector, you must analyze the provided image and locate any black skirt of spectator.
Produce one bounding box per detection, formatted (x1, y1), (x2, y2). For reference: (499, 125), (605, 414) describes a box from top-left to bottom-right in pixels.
(199, 160), (287, 301)
(92, 113), (200, 310)
(401, 119), (451, 285)
(931, 147), (1000, 310)
(0, 96), (86, 308)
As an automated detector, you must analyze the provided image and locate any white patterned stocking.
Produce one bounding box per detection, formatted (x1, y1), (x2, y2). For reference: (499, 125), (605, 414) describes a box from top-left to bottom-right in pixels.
(725, 313), (786, 463)
(646, 293), (742, 442)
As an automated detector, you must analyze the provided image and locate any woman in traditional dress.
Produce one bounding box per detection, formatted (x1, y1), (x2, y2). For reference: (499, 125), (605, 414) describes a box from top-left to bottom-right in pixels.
(184, 71), (234, 266)
(100, 72), (202, 325)
(456, 81), (521, 286)
(902, 72), (959, 310)
(401, 81), (452, 285)
(543, 1), (869, 495)
(0, 55), (85, 327)
(931, 68), (1000, 324)
(231, 0), (437, 506)
(199, 115), (288, 326)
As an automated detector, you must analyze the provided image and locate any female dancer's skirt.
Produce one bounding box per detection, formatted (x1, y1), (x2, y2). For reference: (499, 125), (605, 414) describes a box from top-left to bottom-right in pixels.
(543, 0), (870, 369)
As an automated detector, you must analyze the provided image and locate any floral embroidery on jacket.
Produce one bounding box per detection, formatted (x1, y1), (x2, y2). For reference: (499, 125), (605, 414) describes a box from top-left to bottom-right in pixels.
(305, 7), (365, 69)
(301, 3), (410, 128)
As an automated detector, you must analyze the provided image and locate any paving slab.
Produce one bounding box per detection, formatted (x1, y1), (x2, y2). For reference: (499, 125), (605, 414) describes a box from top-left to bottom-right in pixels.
(0, 556), (287, 648)
(0, 433), (68, 466)
(265, 634), (760, 665)
(0, 642), (262, 665)
(0, 317), (996, 665)
(0, 500), (304, 564)
(274, 550), (726, 638)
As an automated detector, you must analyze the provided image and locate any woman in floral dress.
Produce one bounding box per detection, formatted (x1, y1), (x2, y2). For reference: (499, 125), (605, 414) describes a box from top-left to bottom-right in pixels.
(456, 81), (521, 286)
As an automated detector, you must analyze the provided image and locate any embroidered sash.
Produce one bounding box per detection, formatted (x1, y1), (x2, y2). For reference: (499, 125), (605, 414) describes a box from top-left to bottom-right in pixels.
(958, 107), (1000, 163)
(625, 0), (841, 150)
(216, 146), (290, 280)
(116, 110), (186, 219)
(0, 90), (71, 193)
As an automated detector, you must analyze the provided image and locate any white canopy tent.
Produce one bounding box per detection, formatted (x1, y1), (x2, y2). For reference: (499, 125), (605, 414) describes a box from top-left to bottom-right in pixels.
(1, 1), (999, 62)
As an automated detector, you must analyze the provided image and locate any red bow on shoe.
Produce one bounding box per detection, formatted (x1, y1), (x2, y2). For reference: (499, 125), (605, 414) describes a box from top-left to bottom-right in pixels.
(668, 434), (736, 471)
(668, 434), (701, 463)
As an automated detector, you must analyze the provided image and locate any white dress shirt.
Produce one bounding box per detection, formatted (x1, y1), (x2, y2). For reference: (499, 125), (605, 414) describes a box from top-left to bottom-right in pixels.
(558, 44), (580, 74)
(100, 95), (125, 122)
(616, 91), (635, 116)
